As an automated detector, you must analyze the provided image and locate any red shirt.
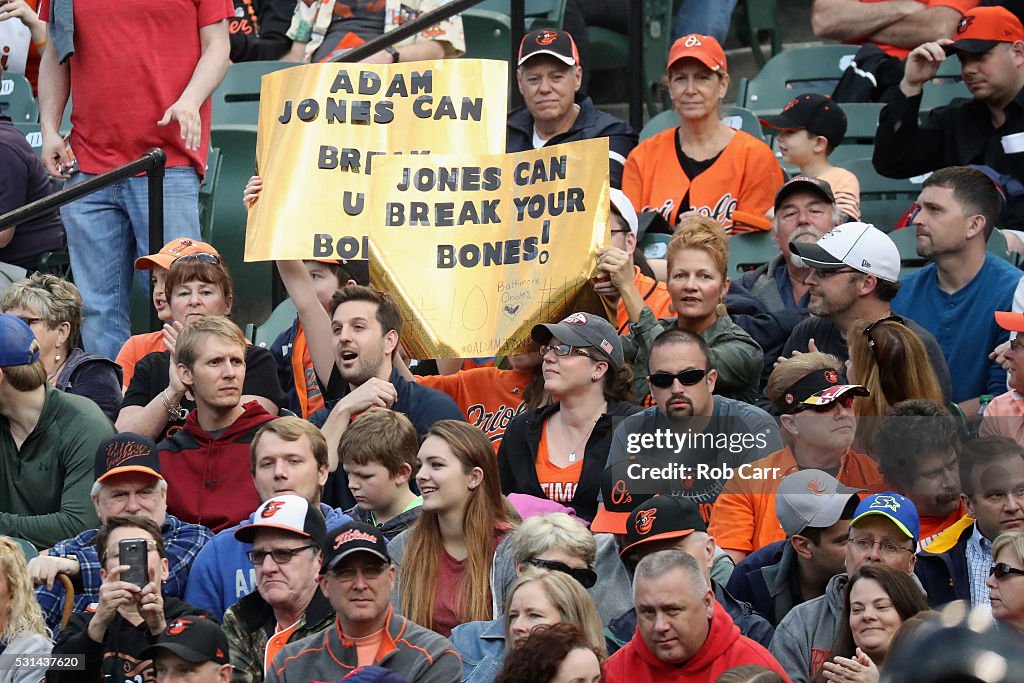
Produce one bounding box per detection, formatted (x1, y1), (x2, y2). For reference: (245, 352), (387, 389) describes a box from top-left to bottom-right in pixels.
(39, 0), (232, 174)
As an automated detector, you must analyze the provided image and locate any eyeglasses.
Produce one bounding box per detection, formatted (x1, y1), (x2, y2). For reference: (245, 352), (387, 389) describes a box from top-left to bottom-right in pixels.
(330, 562), (388, 583)
(538, 344), (598, 361)
(527, 558), (598, 589)
(863, 315), (905, 348)
(847, 537), (914, 558)
(795, 394), (856, 413)
(648, 368), (708, 389)
(812, 267), (862, 278)
(990, 562), (1024, 580)
(12, 316), (43, 327)
(610, 229), (632, 235)
(247, 544), (316, 565)
(171, 253), (220, 266)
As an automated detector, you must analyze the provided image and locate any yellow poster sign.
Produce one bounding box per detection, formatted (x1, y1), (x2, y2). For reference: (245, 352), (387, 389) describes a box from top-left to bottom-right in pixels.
(244, 60), (508, 261)
(365, 138), (611, 359)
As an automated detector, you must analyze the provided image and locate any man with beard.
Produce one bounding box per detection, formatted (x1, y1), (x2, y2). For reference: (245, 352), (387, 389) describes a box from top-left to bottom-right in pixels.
(742, 177), (842, 315)
(892, 166), (1021, 415)
(781, 221), (952, 402)
(592, 330), (783, 534)
(874, 399), (966, 551)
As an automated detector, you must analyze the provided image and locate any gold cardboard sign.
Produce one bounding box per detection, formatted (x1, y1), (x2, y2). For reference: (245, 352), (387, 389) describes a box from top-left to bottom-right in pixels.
(365, 138), (611, 359)
(244, 60), (508, 261)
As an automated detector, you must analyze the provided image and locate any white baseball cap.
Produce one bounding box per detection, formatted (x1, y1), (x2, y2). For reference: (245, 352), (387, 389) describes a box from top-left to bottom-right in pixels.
(610, 188), (638, 235)
(789, 222), (900, 283)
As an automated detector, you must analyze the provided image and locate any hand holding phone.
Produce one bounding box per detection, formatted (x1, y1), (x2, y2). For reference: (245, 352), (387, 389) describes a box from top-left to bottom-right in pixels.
(118, 538), (149, 588)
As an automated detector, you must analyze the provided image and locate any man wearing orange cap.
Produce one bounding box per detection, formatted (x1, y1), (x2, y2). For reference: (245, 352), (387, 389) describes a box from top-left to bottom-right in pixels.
(874, 6), (1024, 226)
(115, 238), (219, 388)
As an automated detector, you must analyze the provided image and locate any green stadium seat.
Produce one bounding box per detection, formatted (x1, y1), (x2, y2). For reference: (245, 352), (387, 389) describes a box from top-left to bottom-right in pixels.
(735, 0), (782, 67)
(252, 299), (298, 349)
(211, 61), (303, 126)
(727, 230), (777, 276)
(638, 232), (672, 261)
(587, 0), (675, 116)
(461, 0), (565, 61)
(888, 226), (927, 277)
(639, 105), (766, 142)
(920, 79), (971, 115)
(828, 102), (883, 165)
(840, 157), (921, 233)
(0, 74), (37, 123)
(209, 124), (273, 326)
(198, 147), (222, 244)
(13, 121), (42, 154)
(738, 44), (858, 114)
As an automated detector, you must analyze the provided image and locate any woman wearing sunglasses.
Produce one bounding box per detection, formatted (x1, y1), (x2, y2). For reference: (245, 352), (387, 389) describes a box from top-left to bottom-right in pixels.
(987, 530), (1024, 633)
(453, 565), (605, 683)
(981, 312), (1024, 446)
(497, 313), (640, 523)
(708, 353), (886, 563)
(117, 253), (285, 440)
(619, 217), (762, 405)
(846, 316), (944, 453)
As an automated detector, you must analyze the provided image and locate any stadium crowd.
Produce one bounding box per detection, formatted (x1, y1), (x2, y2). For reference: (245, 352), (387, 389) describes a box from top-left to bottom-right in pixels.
(5, 0), (1024, 681)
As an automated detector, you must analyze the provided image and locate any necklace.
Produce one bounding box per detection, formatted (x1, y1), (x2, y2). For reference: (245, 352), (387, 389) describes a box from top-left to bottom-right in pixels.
(47, 355), (69, 383)
(562, 415), (598, 464)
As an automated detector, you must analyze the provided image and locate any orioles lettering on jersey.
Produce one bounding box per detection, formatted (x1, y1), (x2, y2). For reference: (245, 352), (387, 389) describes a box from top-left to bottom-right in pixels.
(645, 193), (739, 230)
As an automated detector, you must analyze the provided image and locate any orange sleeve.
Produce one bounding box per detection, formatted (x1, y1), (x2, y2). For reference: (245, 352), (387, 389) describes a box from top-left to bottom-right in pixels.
(735, 136), (785, 223)
(115, 338), (140, 388)
(622, 144), (646, 216)
(707, 476), (758, 553)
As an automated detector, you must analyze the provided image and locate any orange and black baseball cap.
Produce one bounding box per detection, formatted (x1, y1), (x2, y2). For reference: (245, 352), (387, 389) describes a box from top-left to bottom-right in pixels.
(140, 616), (229, 666)
(952, 7), (1024, 54)
(620, 496), (706, 557)
(135, 238), (220, 271)
(95, 433), (163, 483)
(518, 29), (579, 67)
(667, 34), (727, 74)
(591, 461), (653, 534)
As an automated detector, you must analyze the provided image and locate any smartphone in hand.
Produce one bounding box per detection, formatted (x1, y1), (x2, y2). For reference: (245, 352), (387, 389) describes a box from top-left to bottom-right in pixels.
(118, 538), (149, 588)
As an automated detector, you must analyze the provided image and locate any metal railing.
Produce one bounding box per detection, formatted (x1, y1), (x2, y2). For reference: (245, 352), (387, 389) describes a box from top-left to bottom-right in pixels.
(0, 148), (167, 331)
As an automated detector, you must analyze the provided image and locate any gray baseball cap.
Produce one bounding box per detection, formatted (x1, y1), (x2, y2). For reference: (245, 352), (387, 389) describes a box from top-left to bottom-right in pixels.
(532, 312), (624, 370)
(775, 469), (863, 537)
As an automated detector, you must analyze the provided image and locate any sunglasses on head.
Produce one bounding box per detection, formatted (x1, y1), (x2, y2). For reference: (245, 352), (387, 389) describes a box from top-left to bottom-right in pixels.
(648, 368), (708, 389)
(796, 393), (856, 413)
(863, 314), (905, 348)
(527, 558), (598, 589)
(990, 562), (1024, 580)
(172, 253), (220, 266)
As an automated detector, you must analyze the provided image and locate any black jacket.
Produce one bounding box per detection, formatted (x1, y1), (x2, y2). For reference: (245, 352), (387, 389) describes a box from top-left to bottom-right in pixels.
(914, 519), (974, 608)
(506, 95), (638, 189)
(51, 597), (210, 682)
(497, 400), (641, 522)
(727, 539), (804, 627)
(228, 0), (295, 62)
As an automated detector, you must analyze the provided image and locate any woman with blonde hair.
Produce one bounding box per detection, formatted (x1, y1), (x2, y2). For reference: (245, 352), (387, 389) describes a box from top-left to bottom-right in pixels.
(987, 530), (1024, 632)
(620, 216), (763, 404)
(0, 536), (52, 683)
(1, 273), (122, 420)
(389, 420), (517, 637)
(453, 567), (605, 683)
(846, 316), (944, 453)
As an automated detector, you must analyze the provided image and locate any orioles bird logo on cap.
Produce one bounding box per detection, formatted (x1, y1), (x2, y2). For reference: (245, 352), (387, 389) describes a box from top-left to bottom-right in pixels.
(261, 500), (287, 518)
(536, 30), (558, 46)
(166, 619), (194, 636)
(684, 35), (702, 47)
(635, 509), (657, 535)
(824, 370), (838, 384)
(806, 476), (827, 495)
(957, 15), (974, 34)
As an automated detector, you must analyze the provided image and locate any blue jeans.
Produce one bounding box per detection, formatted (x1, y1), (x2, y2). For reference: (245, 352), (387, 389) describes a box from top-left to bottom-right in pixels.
(672, 0), (739, 44)
(60, 167), (201, 360)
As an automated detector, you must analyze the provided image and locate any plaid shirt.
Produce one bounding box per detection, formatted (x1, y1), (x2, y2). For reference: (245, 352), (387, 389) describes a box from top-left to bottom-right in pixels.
(966, 523), (994, 616)
(35, 515), (213, 636)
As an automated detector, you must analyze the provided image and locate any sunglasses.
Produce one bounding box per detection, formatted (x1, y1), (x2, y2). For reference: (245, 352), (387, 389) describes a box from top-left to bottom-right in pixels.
(527, 558), (598, 589)
(648, 368), (708, 389)
(796, 394), (856, 413)
(990, 562), (1024, 580)
(172, 253), (220, 266)
(863, 314), (905, 348)
(538, 344), (599, 361)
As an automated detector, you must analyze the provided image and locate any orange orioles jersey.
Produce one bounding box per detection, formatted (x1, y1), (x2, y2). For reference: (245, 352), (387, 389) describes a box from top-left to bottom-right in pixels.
(623, 127), (783, 234)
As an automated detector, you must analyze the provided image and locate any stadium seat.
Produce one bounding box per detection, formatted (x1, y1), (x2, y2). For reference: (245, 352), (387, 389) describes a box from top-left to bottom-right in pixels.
(639, 105), (766, 142)
(828, 102), (883, 165)
(13, 122), (42, 154)
(209, 124), (273, 325)
(920, 80), (971, 115)
(211, 62), (303, 126)
(737, 44), (858, 114)
(252, 298), (298, 349)
(888, 227), (927, 277)
(461, 0), (565, 61)
(727, 230), (777, 276)
(198, 147), (222, 244)
(0, 74), (37, 123)
(639, 232), (672, 261)
(587, 0), (675, 116)
(735, 0), (782, 67)
(840, 157), (921, 233)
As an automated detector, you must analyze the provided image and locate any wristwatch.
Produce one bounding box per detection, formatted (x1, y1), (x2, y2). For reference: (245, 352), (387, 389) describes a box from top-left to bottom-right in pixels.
(385, 46), (400, 63)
